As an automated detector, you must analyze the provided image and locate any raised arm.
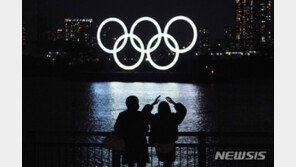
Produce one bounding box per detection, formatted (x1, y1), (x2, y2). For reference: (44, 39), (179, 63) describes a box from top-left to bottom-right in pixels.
(166, 97), (187, 125)
(142, 95), (161, 123)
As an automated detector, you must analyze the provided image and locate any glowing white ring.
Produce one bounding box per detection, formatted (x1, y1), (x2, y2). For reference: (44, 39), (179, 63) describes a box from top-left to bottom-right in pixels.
(113, 34), (145, 70)
(96, 16), (198, 70)
(164, 16), (198, 54)
(130, 17), (162, 53)
(147, 33), (179, 70)
(97, 18), (128, 54)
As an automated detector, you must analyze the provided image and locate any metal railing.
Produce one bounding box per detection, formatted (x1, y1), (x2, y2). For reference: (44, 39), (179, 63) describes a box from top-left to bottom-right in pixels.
(23, 131), (273, 167)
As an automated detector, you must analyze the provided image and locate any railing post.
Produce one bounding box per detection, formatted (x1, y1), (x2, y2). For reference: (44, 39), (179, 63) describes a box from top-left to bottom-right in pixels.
(33, 131), (37, 167)
(198, 132), (206, 167)
(112, 151), (120, 167)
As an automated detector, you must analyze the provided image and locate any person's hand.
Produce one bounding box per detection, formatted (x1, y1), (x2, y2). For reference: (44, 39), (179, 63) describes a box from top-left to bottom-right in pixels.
(166, 97), (176, 105)
(151, 95), (161, 106)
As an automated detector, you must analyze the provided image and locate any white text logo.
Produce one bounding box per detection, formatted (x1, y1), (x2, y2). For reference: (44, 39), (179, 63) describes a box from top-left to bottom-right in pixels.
(215, 151), (267, 160)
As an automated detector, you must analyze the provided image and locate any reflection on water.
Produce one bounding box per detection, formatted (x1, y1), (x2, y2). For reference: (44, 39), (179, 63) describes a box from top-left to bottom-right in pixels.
(89, 82), (205, 132)
(23, 78), (273, 133)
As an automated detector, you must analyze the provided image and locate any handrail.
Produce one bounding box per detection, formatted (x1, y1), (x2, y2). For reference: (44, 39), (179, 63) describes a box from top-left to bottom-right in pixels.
(24, 131), (273, 137)
(24, 131), (273, 167)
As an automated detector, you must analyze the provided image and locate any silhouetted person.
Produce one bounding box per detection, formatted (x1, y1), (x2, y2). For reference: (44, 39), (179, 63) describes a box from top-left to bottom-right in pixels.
(143, 96), (187, 167)
(114, 96), (149, 167)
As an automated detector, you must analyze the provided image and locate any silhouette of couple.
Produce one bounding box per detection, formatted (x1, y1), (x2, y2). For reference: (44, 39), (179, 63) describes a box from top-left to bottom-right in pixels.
(114, 95), (187, 167)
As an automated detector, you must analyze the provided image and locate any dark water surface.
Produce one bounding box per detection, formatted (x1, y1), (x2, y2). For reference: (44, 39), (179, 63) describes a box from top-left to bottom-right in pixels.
(23, 77), (273, 133)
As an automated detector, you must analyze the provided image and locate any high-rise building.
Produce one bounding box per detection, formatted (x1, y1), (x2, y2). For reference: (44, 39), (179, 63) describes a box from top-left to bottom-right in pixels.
(257, 0), (273, 47)
(64, 18), (93, 46)
(224, 26), (237, 51)
(197, 28), (210, 54)
(235, 0), (273, 50)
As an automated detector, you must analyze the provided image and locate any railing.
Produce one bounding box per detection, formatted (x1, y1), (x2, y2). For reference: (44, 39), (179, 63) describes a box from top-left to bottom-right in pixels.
(23, 131), (273, 167)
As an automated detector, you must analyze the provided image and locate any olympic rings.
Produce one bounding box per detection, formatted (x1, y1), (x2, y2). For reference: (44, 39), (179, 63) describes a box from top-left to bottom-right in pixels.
(130, 17), (162, 53)
(97, 18), (128, 54)
(164, 16), (198, 54)
(147, 33), (179, 70)
(97, 16), (198, 70)
(113, 34), (145, 70)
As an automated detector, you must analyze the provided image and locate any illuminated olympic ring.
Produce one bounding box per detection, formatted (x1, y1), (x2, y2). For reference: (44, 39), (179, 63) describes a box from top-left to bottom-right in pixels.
(97, 16), (198, 70)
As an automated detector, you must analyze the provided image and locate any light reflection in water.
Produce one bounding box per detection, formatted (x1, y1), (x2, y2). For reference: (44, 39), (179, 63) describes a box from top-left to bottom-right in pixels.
(89, 82), (205, 132)
(23, 78), (273, 133)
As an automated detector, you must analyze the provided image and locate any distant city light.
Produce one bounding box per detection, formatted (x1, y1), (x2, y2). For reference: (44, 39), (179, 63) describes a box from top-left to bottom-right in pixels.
(64, 18), (93, 46)
(64, 18), (93, 23)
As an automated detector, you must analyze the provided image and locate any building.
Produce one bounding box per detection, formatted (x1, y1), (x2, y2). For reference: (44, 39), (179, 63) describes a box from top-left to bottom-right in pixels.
(197, 28), (210, 55)
(64, 18), (93, 46)
(90, 36), (98, 48)
(224, 26), (238, 51)
(235, 0), (273, 51)
(256, 0), (273, 48)
(53, 28), (64, 41)
(211, 39), (225, 56)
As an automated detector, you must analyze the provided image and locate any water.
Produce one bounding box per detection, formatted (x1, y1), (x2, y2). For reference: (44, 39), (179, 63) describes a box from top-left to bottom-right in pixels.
(23, 77), (273, 133)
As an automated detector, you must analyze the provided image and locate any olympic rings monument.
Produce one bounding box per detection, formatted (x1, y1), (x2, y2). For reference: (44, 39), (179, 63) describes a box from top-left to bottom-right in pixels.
(97, 16), (198, 70)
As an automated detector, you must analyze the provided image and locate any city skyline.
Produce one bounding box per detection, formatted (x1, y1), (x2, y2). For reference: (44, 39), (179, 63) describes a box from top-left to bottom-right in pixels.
(23, 0), (239, 43)
(22, 0), (274, 74)
(23, 0), (273, 51)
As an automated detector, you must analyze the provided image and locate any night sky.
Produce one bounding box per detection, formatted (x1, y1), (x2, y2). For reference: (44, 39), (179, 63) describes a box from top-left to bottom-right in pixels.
(23, 0), (236, 43)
